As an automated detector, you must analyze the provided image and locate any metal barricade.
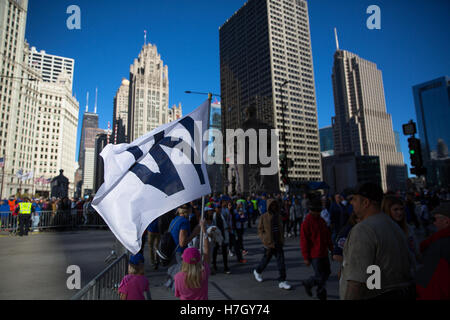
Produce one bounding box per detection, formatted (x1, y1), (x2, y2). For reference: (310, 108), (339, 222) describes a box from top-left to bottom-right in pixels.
(0, 210), (109, 233)
(70, 253), (129, 300)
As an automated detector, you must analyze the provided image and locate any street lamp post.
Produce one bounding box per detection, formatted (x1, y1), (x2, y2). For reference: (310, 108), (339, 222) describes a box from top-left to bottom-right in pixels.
(280, 80), (290, 192)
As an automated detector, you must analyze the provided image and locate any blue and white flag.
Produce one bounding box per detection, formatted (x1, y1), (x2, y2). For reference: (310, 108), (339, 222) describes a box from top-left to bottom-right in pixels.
(92, 100), (211, 254)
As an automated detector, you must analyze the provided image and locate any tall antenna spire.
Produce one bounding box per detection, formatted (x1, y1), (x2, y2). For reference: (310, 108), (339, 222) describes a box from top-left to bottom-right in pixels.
(334, 27), (340, 51)
(144, 30), (147, 46)
(94, 87), (98, 114)
(85, 91), (89, 113)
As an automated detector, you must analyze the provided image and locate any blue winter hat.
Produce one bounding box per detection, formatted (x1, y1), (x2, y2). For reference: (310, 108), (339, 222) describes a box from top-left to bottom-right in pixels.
(129, 253), (144, 265)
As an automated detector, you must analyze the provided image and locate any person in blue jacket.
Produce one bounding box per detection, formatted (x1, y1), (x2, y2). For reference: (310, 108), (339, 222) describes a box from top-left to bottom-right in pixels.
(0, 199), (10, 230)
(235, 202), (248, 256)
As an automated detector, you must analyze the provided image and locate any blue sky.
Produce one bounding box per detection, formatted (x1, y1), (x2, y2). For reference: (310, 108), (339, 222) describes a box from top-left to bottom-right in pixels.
(25, 0), (450, 172)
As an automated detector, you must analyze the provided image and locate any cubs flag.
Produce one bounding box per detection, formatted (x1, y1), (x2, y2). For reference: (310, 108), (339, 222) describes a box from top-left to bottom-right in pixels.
(92, 100), (211, 254)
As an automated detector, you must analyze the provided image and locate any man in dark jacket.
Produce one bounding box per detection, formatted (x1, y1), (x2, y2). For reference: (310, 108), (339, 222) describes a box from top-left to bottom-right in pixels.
(416, 202), (450, 300)
(253, 199), (291, 290)
(301, 195), (333, 300)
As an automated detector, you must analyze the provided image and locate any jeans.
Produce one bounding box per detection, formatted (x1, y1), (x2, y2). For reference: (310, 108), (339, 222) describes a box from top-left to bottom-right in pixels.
(290, 218), (302, 237)
(32, 215), (40, 230)
(282, 219), (289, 236)
(229, 231), (243, 261)
(236, 228), (245, 251)
(256, 246), (287, 282)
(213, 242), (229, 270)
(304, 257), (331, 299)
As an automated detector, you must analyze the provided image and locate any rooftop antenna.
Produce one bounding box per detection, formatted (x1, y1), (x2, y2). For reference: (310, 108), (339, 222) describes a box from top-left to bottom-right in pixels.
(94, 87), (98, 114)
(85, 91), (89, 113)
(334, 27), (340, 51)
(144, 30), (147, 46)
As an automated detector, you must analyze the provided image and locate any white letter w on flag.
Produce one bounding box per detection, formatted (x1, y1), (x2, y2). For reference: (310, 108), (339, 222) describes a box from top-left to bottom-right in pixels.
(92, 100), (211, 254)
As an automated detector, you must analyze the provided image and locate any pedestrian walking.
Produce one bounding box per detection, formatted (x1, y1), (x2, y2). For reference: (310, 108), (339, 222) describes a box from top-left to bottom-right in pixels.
(118, 253), (150, 300)
(300, 196), (333, 300)
(416, 202), (450, 300)
(281, 198), (290, 237)
(340, 183), (414, 300)
(174, 219), (210, 300)
(235, 202), (248, 256)
(253, 199), (291, 290)
(227, 202), (247, 263)
(212, 204), (231, 274)
(289, 198), (303, 237)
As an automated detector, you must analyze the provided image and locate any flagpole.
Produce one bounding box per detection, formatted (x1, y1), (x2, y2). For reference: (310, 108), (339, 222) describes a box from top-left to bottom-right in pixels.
(199, 93), (213, 257)
(0, 156), (5, 200)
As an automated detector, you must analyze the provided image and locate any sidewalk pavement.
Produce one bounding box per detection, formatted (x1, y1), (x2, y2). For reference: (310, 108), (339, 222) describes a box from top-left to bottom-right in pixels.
(143, 221), (341, 300)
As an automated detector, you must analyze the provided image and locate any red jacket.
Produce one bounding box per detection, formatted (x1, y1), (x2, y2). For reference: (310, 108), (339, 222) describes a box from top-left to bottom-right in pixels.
(300, 213), (333, 260)
(416, 226), (450, 300)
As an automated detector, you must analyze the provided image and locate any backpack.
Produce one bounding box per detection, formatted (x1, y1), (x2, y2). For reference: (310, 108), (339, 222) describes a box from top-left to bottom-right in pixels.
(156, 217), (180, 266)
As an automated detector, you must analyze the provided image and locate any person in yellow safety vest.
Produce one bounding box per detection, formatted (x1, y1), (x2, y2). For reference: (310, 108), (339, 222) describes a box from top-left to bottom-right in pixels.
(15, 198), (35, 236)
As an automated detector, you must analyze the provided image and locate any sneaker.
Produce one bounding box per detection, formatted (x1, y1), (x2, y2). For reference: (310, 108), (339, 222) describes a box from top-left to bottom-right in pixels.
(279, 281), (292, 290)
(253, 270), (263, 282)
(302, 281), (312, 297)
(224, 268), (231, 275)
(239, 259), (248, 263)
(229, 250), (234, 257)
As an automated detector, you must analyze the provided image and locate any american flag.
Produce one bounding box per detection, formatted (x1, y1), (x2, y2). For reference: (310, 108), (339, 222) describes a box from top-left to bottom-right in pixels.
(35, 176), (45, 184)
(0, 157), (4, 168)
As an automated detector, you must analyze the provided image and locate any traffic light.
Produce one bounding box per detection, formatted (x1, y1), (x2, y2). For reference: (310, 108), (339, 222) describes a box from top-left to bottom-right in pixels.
(408, 137), (423, 168)
(408, 137), (426, 176)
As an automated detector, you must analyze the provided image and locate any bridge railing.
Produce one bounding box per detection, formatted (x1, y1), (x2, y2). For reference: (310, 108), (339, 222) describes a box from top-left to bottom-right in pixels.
(70, 253), (129, 300)
(0, 210), (108, 233)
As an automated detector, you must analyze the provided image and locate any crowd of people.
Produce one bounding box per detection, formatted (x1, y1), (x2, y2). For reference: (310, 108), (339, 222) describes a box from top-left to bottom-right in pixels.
(119, 184), (450, 300)
(0, 195), (99, 235)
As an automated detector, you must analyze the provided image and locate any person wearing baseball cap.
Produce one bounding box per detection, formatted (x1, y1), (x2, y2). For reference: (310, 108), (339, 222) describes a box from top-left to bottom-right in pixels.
(174, 219), (210, 300)
(340, 182), (414, 300)
(416, 201), (450, 300)
(118, 253), (150, 300)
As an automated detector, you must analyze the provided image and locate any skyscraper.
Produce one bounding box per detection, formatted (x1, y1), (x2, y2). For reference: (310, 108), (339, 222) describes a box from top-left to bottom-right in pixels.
(78, 95), (103, 197)
(319, 126), (334, 157)
(0, 0), (42, 196)
(412, 76), (450, 186)
(113, 78), (130, 143)
(33, 70), (79, 196)
(220, 0), (322, 191)
(29, 46), (74, 90)
(128, 43), (169, 141)
(331, 33), (406, 191)
(167, 103), (182, 123)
